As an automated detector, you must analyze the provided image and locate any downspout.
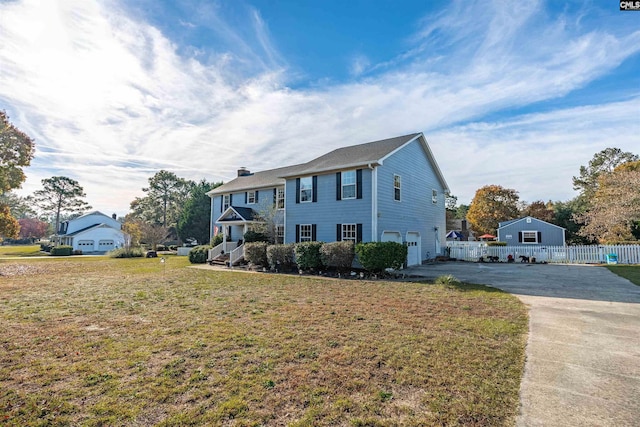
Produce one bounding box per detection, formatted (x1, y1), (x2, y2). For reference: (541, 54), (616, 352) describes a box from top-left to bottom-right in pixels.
(209, 195), (215, 242)
(369, 163), (377, 242)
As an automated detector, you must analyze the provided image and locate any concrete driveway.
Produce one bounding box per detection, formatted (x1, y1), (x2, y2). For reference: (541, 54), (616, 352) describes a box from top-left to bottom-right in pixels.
(403, 262), (640, 427)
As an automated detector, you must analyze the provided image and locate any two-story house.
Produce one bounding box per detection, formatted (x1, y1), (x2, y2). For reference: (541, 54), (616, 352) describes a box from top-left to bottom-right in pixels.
(207, 133), (449, 266)
(57, 211), (125, 253)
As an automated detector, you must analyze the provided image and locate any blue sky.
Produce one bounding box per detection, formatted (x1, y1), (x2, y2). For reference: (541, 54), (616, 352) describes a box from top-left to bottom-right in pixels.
(1, 0), (638, 216)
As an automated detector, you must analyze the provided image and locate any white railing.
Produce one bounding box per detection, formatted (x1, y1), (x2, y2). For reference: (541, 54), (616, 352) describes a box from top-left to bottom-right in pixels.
(447, 243), (640, 264)
(229, 244), (245, 267)
(207, 242), (239, 262)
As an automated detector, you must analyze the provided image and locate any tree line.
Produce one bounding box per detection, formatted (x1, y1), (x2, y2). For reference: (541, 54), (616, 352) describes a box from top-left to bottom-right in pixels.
(450, 148), (640, 244)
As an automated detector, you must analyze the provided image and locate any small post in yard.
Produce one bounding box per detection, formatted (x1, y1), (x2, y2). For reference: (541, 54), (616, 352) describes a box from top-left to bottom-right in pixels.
(160, 256), (166, 277)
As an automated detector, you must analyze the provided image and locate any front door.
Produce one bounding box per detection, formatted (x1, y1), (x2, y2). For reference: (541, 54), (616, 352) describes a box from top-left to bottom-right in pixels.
(406, 232), (421, 266)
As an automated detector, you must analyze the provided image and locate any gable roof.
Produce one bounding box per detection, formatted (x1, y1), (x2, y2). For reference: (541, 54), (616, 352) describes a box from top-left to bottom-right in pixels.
(209, 132), (449, 195)
(498, 216), (566, 231)
(63, 223), (122, 237)
(216, 206), (257, 223)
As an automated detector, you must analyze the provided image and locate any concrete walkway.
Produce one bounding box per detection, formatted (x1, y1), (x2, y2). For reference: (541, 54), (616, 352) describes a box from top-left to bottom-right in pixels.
(404, 262), (640, 426)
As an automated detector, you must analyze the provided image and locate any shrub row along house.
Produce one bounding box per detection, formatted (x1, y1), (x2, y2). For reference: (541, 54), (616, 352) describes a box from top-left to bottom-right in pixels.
(207, 133), (449, 266)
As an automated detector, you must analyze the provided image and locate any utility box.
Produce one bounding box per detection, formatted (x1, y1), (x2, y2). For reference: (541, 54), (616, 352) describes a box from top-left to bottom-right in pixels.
(606, 253), (618, 264)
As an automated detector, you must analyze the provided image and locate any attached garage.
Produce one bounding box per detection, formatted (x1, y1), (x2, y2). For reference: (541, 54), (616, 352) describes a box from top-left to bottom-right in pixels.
(406, 232), (421, 266)
(99, 240), (115, 251)
(381, 231), (402, 243)
(77, 240), (95, 251)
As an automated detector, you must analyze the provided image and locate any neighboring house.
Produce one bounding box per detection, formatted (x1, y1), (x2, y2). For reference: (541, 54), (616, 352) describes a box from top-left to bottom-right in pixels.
(57, 211), (125, 253)
(448, 219), (475, 241)
(207, 133), (449, 266)
(497, 216), (566, 246)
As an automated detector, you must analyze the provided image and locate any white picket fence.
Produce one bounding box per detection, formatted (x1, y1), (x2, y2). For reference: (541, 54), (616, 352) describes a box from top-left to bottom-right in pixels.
(447, 243), (640, 264)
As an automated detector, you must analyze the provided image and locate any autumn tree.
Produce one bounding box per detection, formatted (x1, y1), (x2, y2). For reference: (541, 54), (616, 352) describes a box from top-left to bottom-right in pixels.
(0, 111), (35, 195)
(18, 217), (49, 241)
(0, 204), (20, 239)
(176, 180), (222, 245)
(573, 148), (638, 200)
(33, 176), (91, 238)
(577, 161), (640, 243)
(467, 185), (520, 236)
(522, 200), (554, 223)
(140, 222), (168, 250)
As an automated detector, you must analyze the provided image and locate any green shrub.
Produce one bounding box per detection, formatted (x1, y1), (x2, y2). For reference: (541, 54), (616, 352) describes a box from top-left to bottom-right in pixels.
(109, 247), (144, 258)
(266, 244), (296, 272)
(355, 242), (407, 273)
(244, 230), (270, 243)
(40, 243), (53, 252)
(188, 245), (212, 264)
(320, 241), (355, 271)
(244, 242), (268, 267)
(434, 274), (461, 286)
(294, 241), (324, 271)
(487, 241), (507, 246)
(50, 245), (73, 256)
(210, 234), (223, 247)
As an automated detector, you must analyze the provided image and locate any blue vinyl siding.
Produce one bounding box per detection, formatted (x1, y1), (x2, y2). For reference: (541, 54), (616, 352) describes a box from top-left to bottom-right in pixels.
(498, 217), (565, 246)
(285, 169), (372, 243)
(376, 139), (446, 261)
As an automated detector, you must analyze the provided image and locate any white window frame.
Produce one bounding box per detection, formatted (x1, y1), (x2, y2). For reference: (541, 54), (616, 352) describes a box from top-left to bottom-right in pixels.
(247, 191), (256, 204)
(394, 174), (401, 201)
(276, 187), (285, 209)
(299, 224), (313, 242)
(522, 230), (538, 244)
(342, 223), (357, 242)
(342, 170), (356, 200)
(300, 177), (313, 203)
(432, 189), (438, 204)
(275, 224), (284, 244)
(223, 194), (230, 211)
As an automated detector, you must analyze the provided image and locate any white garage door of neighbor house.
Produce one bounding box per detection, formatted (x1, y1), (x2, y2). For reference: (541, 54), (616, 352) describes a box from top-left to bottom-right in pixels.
(406, 232), (420, 266)
(381, 231), (402, 243)
(99, 240), (115, 250)
(78, 240), (94, 250)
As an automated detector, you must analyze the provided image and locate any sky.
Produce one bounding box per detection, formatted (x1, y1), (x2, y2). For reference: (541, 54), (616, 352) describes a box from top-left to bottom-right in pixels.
(1, 0), (639, 217)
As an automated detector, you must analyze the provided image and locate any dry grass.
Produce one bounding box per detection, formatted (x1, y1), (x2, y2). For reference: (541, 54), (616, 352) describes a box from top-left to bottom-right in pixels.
(0, 256), (527, 426)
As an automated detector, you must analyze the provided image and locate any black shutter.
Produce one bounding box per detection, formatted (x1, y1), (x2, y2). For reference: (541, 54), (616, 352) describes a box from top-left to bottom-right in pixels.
(273, 188), (277, 206)
(229, 194), (233, 206)
(295, 224), (300, 243)
(538, 231), (542, 243)
(255, 191), (259, 203)
(312, 176), (318, 202)
(518, 232), (522, 243)
(336, 224), (342, 241)
(245, 192), (247, 204)
(311, 224), (317, 241)
(356, 169), (362, 199)
(336, 172), (342, 200)
(356, 224), (363, 243)
(220, 196), (223, 212)
(296, 178), (300, 204)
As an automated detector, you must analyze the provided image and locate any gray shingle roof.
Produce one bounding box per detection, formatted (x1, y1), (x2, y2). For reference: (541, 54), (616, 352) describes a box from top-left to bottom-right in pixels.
(208, 133), (443, 195)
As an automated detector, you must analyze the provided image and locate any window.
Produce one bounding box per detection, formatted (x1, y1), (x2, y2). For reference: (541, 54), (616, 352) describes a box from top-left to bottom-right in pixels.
(394, 175), (401, 201)
(522, 231), (538, 244)
(275, 225), (284, 244)
(247, 191), (256, 204)
(299, 224), (313, 242)
(432, 189), (438, 204)
(276, 188), (285, 209)
(223, 194), (230, 211)
(342, 170), (356, 199)
(342, 224), (357, 242)
(300, 177), (313, 202)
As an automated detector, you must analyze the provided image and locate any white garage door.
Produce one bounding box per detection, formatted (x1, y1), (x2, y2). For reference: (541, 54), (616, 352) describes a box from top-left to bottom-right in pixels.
(77, 240), (94, 251)
(406, 232), (421, 266)
(99, 240), (115, 251)
(381, 231), (402, 243)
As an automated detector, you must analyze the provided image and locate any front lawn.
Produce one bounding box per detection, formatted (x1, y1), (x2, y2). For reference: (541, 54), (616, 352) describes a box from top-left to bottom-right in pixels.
(606, 265), (640, 286)
(0, 257), (527, 426)
(0, 244), (43, 258)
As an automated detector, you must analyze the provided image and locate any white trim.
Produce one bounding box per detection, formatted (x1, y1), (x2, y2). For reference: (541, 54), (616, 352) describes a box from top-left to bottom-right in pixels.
(371, 166), (378, 241)
(299, 224), (313, 242)
(406, 231), (421, 266)
(380, 230), (402, 243)
(522, 230), (538, 244)
(341, 170), (357, 200)
(498, 216), (566, 232)
(341, 223), (357, 242)
(247, 190), (256, 204)
(300, 176), (313, 203)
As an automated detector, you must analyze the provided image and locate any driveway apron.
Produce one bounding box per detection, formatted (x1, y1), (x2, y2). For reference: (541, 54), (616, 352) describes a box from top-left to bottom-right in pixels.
(404, 262), (640, 426)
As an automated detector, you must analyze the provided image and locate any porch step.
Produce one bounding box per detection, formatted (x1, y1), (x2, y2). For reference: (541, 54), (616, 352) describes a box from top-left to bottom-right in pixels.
(209, 254), (229, 266)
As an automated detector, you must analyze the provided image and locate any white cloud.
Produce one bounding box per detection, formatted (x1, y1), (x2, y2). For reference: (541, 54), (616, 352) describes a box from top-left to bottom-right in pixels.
(1, 0), (638, 216)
